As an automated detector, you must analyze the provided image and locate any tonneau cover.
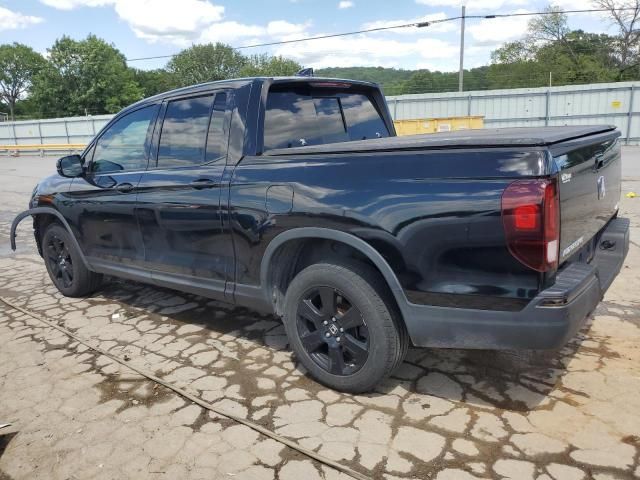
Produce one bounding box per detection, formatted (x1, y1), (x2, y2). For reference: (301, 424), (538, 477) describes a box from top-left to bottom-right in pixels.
(266, 125), (617, 155)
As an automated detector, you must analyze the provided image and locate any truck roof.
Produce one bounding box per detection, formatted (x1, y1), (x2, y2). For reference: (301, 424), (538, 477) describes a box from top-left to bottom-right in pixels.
(129, 76), (379, 111)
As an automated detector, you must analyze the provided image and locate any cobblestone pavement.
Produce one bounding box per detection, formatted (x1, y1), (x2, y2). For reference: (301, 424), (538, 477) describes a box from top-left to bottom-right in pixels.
(0, 155), (639, 480)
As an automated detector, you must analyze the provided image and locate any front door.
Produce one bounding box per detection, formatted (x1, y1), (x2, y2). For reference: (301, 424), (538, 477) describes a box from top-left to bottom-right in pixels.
(65, 104), (159, 266)
(135, 91), (233, 298)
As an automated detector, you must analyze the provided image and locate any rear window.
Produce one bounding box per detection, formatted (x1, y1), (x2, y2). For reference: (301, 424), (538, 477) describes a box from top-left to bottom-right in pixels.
(263, 85), (389, 150)
(158, 95), (213, 167)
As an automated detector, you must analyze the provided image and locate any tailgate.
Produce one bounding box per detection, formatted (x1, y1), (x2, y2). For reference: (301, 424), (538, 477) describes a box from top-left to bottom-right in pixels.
(552, 131), (622, 264)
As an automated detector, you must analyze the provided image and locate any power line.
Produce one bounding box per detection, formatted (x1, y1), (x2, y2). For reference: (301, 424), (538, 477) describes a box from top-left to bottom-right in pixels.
(125, 21), (433, 62)
(125, 7), (640, 63)
(469, 7), (635, 20)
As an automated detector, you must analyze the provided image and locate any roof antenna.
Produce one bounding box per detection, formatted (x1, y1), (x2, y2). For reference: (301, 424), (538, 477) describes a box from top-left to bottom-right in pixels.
(296, 68), (314, 77)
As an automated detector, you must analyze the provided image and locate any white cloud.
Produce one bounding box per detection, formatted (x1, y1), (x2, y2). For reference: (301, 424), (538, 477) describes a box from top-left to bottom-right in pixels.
(551, 0), (596, 9)
(40, 0), (225, 44)
(274, 34), (458, 69)
(267, 20), (309, 37)
(114, 0), (224, 43)
(199, 20), (310, 46)
(338, 1), (354, 8)
(40, 0), (113, 9)
(468, 9), (530, 46)
(199, 21), (265, 44)
(363, 12), (456, 34)
(415, 0), (528, 10)
(0, 6), (44, 31)
(38, 0), (313, 46)
(35, 0), (517, 70)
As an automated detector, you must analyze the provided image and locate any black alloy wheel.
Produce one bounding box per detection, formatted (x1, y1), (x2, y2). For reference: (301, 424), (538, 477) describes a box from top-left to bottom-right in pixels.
(296, 286), (370, 376)
(41, 223), (103, 297)
(46, 233), (74, 289)
(282, 259), (408, 392)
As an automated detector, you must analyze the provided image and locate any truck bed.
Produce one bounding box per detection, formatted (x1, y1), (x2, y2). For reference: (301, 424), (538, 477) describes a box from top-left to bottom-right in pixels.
(266, 125), (617, 155)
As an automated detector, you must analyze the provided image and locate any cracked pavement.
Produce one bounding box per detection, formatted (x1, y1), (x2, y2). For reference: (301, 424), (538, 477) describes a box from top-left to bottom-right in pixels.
(0, 154), (639, 480)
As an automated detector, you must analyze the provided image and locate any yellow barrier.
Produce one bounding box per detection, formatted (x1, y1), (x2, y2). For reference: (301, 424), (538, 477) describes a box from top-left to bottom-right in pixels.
(394, 116), (484, 136)
(0, 144), (86, 156)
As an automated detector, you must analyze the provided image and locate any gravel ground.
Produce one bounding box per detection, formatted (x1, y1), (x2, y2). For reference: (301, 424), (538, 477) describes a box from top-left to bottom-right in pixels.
(0, 151), (639, 480)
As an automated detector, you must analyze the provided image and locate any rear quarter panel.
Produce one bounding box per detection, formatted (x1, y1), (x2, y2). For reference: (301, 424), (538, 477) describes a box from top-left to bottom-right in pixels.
(229, 147), (548, 309)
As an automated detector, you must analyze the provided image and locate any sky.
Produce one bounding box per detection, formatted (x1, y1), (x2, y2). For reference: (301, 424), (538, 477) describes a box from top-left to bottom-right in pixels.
(0, 0), (620, 72)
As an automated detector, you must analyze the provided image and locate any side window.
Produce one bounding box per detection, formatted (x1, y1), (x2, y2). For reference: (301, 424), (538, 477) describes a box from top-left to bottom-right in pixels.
(157, 95), (214, 168)
(206, 92), (228, 163)
(91, 105), (158, 173)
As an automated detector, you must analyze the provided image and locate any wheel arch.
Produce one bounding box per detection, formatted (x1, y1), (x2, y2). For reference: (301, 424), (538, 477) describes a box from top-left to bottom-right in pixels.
(260, 228), (410, 317)
(11, 207), (90, 270)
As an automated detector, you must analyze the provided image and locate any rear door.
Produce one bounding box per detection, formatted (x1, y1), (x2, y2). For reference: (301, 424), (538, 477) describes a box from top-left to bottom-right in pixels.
(553, 133), (621, 264)
(135, 91), (233, 298)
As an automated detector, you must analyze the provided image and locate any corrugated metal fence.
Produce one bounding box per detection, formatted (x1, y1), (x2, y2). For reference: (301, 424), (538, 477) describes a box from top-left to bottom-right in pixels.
(2, 81), (640, 150)
(0, 115), (113, 149)
(387, 81), (640, 144)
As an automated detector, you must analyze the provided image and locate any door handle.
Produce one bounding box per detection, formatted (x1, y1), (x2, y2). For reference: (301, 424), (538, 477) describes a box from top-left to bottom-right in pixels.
(594, 153), (605, 171)
(190, 178), (218, 189)
(115, 182), (134, 193)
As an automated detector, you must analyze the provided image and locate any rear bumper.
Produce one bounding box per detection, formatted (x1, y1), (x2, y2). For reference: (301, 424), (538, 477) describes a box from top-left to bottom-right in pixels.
(404, 217), (630, 349)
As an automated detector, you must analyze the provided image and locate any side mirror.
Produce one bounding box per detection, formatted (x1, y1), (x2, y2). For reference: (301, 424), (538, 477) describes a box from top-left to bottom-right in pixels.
(56, 154), (84, 178)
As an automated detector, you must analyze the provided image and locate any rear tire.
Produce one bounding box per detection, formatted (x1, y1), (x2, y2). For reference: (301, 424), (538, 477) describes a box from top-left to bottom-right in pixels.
(42, 223), (103, 297)
(282, 260), (407, 393)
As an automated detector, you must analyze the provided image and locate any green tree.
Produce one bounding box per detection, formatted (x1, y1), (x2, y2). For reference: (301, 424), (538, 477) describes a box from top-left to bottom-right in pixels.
(489, 6), (622, 89)
(316, 66), (415, 95)
(528, 7), (575, 58)
(463, 66), (490, 91)
(239, 54), (301, 77)
(167, 43), (246, 87)
(491, 41), (535, 64)
(31, 35), (142, 118)
(132, 68), (177, 98)
(402, 71), (432, 93)
(401, 70), (459, 94)
(0, 43), (46, 120)
(593, 0), (640, 71)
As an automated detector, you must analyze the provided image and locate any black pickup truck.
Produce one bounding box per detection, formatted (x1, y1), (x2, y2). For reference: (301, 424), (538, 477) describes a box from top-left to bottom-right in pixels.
(11, 76), (629, 392)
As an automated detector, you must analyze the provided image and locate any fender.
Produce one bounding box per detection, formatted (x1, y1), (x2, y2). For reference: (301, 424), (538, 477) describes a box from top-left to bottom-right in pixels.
(259, 227), (411, 315)
(10, 207), (91, 270)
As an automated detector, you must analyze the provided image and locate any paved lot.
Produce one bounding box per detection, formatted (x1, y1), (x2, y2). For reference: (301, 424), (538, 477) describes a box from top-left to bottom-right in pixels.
(0, 151), (639, 480)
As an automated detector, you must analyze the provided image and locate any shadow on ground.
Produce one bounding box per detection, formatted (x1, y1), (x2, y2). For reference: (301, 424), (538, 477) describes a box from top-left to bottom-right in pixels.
(0, 431), (16, 480)
(90, 275), (586, 413)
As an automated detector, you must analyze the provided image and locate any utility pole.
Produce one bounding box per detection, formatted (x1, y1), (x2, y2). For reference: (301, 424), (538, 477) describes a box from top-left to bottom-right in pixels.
(459, 5), (466, 92)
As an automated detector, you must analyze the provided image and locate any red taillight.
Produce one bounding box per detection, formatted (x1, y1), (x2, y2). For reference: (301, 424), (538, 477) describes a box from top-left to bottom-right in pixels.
(502, 179), (559, 272)
(513, 205), (539, 230)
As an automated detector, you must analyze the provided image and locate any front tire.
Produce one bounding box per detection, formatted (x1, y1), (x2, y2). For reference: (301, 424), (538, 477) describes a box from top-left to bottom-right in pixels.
(282, 260), (407, 393)
(42, 223), (103, 297)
